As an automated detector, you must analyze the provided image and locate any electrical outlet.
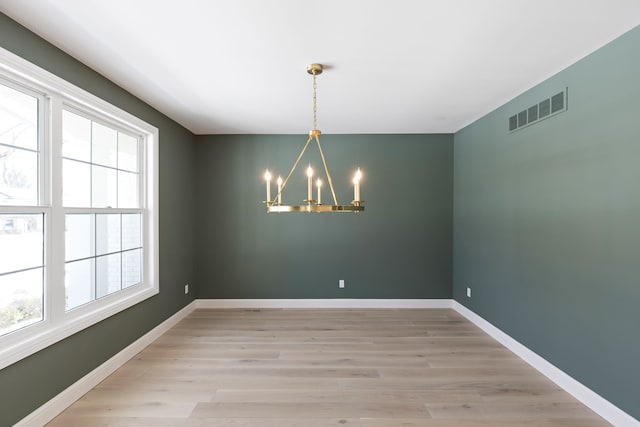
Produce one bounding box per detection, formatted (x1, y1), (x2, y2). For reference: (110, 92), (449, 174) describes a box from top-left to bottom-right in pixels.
(339, 279), (345, 289)
(466, 287), (471, 298)
(185, 284), (189, 294)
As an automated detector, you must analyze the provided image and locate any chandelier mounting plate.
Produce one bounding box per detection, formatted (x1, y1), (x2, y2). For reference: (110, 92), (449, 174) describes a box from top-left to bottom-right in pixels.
(306, 63), (324, 75)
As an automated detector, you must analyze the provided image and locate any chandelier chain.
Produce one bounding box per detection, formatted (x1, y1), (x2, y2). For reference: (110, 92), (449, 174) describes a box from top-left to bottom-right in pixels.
(312, 73), (318, 130)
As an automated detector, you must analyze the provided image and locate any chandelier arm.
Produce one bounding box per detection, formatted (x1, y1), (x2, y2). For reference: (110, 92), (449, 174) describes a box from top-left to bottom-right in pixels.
(314, 135), (339, 206)
(275, 135), (314, 203)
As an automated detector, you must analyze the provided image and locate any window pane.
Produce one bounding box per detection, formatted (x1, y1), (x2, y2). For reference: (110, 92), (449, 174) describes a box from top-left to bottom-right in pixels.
(118, 133), (138, 172)
(96, 214), (121, 255)
(92, 122), (117, 167)
(96, 253), (121, 298)
(122, 213), (141, 250)
(118, 171), (139, 208)
(92, 165), (117, 208)
(65, 214), (94, 262)
(63, 159), (90, 207)
(0, 147), (38, 206)
(0, 213), (43, 275)
(0, 268), (43, 336)
(62, 110), (91, 162)
(65, 258), (95, 310)
(122, 249), (141, 288)
(0, 82), (38, 151)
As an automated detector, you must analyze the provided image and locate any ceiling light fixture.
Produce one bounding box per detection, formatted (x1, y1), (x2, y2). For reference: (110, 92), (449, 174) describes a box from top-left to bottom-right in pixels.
(263, 63), (365, 213)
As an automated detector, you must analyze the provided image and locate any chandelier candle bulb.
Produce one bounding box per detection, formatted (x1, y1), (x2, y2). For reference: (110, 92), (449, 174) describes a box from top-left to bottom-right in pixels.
(265, 170), (272, 203)
(353, 168), (362, 202)
(307, 165), (313, 202)
(353, 179), (359, 202)
(277, 176), (283, 205)
(317, 178), (322, 204)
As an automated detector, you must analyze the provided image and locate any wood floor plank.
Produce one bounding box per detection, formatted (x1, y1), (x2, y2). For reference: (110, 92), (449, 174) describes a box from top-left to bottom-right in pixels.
(55, 401), (197, 418)
(425, 401), (601, 419)
(47, 417), (360, 427)
(211, 389), (482, 405)
(97, 375), (341, 391)
(141, 366), (381, 380)
(47, 309), (611, 426)
(361, 419), (609, 427)
(190, 401), (431, 419)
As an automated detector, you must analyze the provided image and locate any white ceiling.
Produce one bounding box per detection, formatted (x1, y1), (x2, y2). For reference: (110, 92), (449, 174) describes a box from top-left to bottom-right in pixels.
(1, 0), (639, 135)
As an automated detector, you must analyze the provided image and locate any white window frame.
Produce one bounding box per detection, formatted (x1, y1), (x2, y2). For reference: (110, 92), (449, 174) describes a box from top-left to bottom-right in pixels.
(0, 46), (159, 370)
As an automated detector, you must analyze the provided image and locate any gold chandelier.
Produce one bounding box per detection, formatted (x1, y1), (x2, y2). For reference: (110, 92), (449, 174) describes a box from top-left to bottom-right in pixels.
(263, 63), (365, 213)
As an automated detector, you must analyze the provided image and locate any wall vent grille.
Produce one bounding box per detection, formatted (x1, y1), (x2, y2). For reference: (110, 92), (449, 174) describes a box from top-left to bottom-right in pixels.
(509, 88), (568, 132)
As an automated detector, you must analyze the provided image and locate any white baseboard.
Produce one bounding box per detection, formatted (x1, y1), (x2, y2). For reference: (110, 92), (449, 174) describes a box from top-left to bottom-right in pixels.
(453, 301), (639, 427)
(17, 298), (638, 427)
(195, 298), (453, 309)
(15, 301), (197, 427)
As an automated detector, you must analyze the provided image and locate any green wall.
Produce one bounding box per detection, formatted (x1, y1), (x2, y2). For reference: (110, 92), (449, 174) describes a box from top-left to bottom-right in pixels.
(196, 134), (453, 299)
(0, 13), (198, 426)
(453, 25), (640, 419)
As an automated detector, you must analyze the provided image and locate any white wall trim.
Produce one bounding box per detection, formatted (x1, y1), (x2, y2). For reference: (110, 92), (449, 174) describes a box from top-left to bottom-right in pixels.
(453, 301), (639, 427)
(15, 301), (197, 427)
(195, 298), (453, 309)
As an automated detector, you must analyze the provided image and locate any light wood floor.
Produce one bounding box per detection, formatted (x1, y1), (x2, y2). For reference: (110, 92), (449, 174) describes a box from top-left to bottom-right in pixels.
(48, 308), (610, 426)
